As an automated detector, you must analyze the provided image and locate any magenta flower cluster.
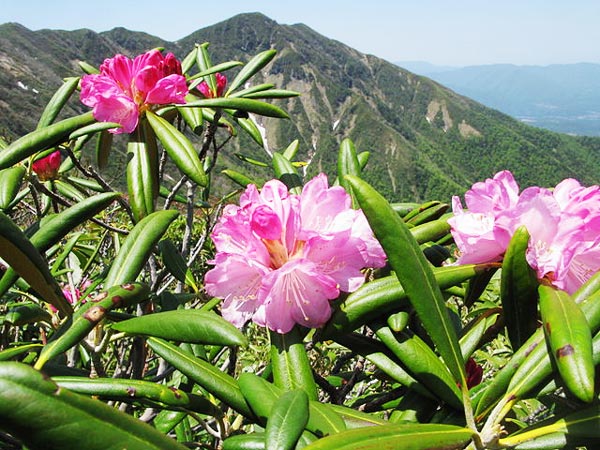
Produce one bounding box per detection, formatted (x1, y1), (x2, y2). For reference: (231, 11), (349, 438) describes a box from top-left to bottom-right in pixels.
(80, 49), (188, 134)
(449, 170), (600, 293)
(204, 174), (387, 333)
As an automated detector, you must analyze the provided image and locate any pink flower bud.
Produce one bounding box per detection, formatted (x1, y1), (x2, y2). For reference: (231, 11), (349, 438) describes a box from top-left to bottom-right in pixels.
(32, 150), (61, 181)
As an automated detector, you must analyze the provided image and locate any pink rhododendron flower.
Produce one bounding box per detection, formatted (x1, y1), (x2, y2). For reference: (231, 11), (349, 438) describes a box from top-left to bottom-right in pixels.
(204, 174), (387, 333)
(80, 50), (188, 134)
(32, 150), (61, 181)
(450, 170), (600, 293)
(197, 73), (227, 98)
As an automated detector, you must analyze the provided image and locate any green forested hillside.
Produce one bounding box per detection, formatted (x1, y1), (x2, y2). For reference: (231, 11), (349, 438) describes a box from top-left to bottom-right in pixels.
(1, 13), (600, 201)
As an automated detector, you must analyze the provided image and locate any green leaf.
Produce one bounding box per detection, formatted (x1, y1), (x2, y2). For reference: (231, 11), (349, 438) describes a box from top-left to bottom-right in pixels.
(322, 264), (489, 338)
(228, 83), (275, 98)
(223, 433), (266, 450)
(36, 77), (81, 129)
(0, 192), (119, 297)
(500, 226), (539, 349)
(337, 138), (361, 207)
(0, 166), (26, 211)
(35, 283), (151, 369)
(184, 98), (289, 119)
(345, 175), (467, 388)
(0, 211), (71, 315)
(111, 310), (247, 346)
(0, 112), (95, 170)
(127, 124), (159, 222)
(302, 423), (473, 450)
(326, 404), (388, 428)
(282, 140), (300, 161)
(158, 239), (198, 292)
(227, 49), (277, 94)
(0, 362), (187, 450)
(0, 343), (43, 361)
(241, 89), (300, 99)
(103, 209), (179, 287)
(409, 218), (452, 245)
(270, 327), (318, 401)
(234, 116), (264, 147)
(147, 337), (253, 418)
(221, 169), (259, 188)
(272, 152), (302, 194)
(539, 285), (594, 403)
(265, 390), (309, 450)
(95, 129), (113, 170)
(178, 95), (204, 134)
(5, 303), (52, 326)
(146, 110), (207, 187)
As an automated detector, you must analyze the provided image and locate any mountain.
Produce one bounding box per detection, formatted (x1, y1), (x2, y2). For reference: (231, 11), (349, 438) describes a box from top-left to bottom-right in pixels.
(398, 62), (600, 136)
(1, 14), (600, 202)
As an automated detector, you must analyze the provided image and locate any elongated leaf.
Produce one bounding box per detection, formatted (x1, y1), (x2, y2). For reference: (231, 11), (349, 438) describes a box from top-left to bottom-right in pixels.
(539, 285), (594, 403)
(346, 176), (466, 387)
(5, 303), (52, 325)
(221, 169), (259, 188)
(282, 140), (300, 161)
(146, 110), (207, 187)
(178, 95), (204, 134)
(0, 112), (95, 170)
(265, 390), (309, 450)
(227, 49), (277, 94)
(184, 98), (289, 119)
(0, 192), (119, 297)
(112, 310), (246, 346)
(127, 125), (158, 222)
(337, 138), (360, 207)
(0, 166), (26, 210)
(223, 433), (266, 450)
(410, 218), (452, 245)
(272, 152), (302, 194)
(500, 226), (539, 349)
(228, 83), (275, 98)
(241, 89), (300, 99)
(327, 404), (388, 428)
(0, 362), (187, 450)
(103, 209), (179, 287)
(0, 211), (71, 315)
(36, 77), (80, 129)
(373, 324), (462, 409)
(234, 116), (264, 147)
(147, 337), (253, 417)
(270, 327), (318, 401)
(302, 423), (473, 450)
(35, 283), (151, 369)
(322, 263), (489, 338)
(158, 239), (198, 291)
(0, 343), (43, 361)
(95, 129), (113, 170)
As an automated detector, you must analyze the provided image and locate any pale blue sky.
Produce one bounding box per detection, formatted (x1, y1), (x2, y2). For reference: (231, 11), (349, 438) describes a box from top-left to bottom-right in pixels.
(2, 0), (599, 66)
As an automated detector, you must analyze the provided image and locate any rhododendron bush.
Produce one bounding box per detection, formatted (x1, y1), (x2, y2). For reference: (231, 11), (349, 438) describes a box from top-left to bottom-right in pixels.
(0, 44), (599, 450)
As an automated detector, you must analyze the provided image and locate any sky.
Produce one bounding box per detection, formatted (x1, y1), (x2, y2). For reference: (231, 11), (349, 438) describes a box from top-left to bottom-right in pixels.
(2, 0), (600, 66)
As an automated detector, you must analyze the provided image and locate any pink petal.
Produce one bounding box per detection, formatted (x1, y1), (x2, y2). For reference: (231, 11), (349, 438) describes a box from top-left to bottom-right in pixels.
(91, 94), (139, 134)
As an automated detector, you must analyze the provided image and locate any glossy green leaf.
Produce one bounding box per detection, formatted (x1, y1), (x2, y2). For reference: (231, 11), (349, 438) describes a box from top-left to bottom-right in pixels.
(539, 284), (594, 403)
(327, 404), (388, 428)
(127, 124), (159, 222)
(95, 129), (113, 170)
(0, 166), (26, 210)
(68, 121), (121, 140)
(35, 283), (151, 369)
(373, 324), (462, 409)
(282, 140), (300, 161)
(147, 337), (253, 417)
(270, 327), (318, 401)
(346, 175), (466, 389)
(409, 218), (452, 245)
(387, 310), (410, 332)
(0, 362), (187, 450)
(0, 343), (43, 361)
(178, 95), (204, 134)
(227, 49), (277, 94)
(0, 112), (95, 170)
(221, 169), (259, 188)
(36, 77), (81, 129)
(0, 192), (119, 297)
(228, 83), (275, 98)
(265, 390), (309, 450)
(272, 152), (302, 194)
(146, 110), (207, 187)
(184, 98), (289, 119)
(103, 209), (179, 287)
(405, 202), (449, 226)
(302, 423), (473, 450)
(500, 226), (539, 349)
(241, 89), (300, 99)
(78, 60), (99, 74)
(337, 138), (361, 207)
(5, 303), (52, 326)
(112, 310), (246, 346)
(0, 211), (71, 315)
(234, 116), (264, 147)
(322, 264), (489, 338)
(223, 433), (266, 450)
(158, 239), (198, 292)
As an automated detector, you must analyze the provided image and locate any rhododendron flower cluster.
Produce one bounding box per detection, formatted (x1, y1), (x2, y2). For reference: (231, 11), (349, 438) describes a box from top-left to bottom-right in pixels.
(449, 170), (600, 293)
(80, 49), (188, 134)
(204, 174), (387, 333)
(197, 73), (227, 98)
(31, 150), (61, 181)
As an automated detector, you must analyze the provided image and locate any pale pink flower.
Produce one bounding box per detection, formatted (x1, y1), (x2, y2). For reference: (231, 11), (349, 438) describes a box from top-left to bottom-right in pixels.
(197, 73), (227, 98)
(204, 174), (386, 333)
(450, 170), (600, 293)
(32, 150), (61, 181)
(80, 50), (188, 134)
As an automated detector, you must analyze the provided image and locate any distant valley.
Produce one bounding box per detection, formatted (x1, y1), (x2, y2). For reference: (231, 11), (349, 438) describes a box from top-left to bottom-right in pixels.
(398, 61), (600, 136)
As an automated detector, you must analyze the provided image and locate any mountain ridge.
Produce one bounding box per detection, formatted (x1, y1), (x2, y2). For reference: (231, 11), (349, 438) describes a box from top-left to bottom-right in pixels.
(1, 13), (599, 201)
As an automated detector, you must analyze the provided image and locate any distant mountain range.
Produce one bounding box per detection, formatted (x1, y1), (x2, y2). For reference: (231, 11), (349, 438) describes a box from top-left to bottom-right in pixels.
(398, 61), (600, 136)
(1, 14), (600, 202)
